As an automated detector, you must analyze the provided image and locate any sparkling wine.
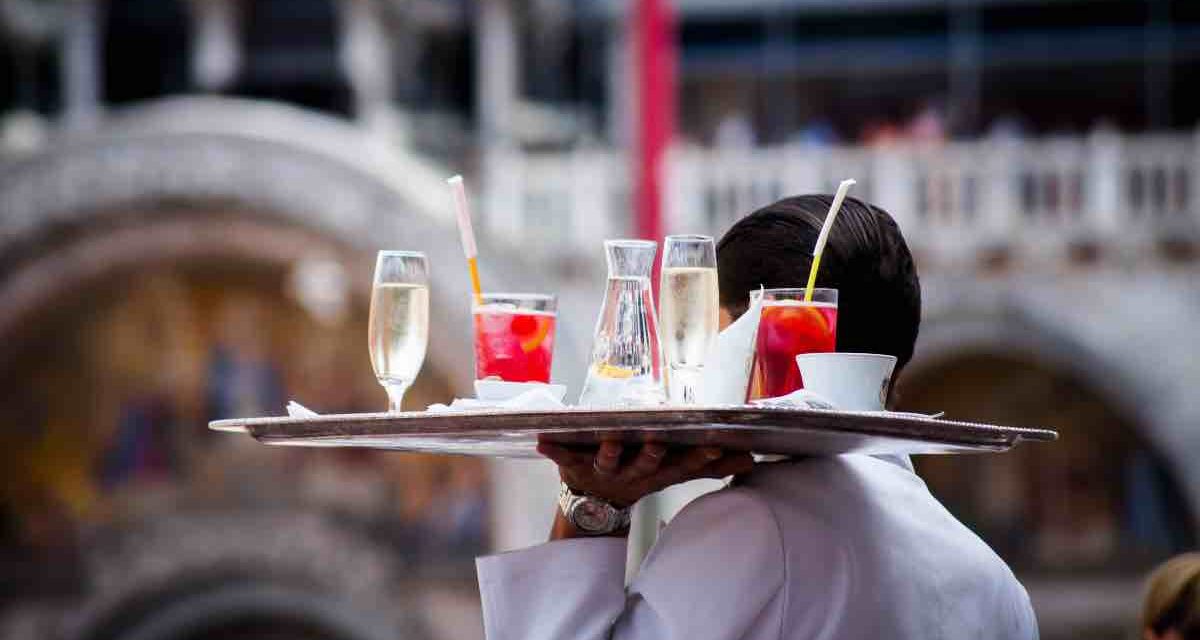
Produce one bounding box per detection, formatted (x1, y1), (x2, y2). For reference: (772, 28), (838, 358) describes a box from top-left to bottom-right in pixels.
(368, 283), (429, 387)
(660, 266), (719, 376)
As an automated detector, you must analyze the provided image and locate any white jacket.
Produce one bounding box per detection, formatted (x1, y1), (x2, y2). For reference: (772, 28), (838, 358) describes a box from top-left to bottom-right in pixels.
(477, 454), (1038, 640)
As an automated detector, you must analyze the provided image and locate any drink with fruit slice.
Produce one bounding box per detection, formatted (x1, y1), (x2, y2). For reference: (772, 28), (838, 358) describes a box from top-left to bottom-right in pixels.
(751, 288), (838, 400)
(473, 294), (557, 383)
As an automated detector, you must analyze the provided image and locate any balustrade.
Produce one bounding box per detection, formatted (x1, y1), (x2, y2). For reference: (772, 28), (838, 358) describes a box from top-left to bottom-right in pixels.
(482, 131), (1199, 268)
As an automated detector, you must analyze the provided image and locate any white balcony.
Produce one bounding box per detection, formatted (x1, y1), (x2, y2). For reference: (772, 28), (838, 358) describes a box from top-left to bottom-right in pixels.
(481, 130), (1200, 270)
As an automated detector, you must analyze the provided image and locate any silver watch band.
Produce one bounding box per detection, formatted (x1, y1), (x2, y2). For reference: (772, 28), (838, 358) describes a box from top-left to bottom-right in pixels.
(558, 483), (632, 535)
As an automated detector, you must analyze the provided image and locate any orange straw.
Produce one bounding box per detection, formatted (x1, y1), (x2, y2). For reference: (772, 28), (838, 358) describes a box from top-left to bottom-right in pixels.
(447, 175), (483, 304)
(803, 179), (856, 302)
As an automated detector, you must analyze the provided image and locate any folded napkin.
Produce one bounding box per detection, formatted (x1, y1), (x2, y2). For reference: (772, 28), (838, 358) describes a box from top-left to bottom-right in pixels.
(750, 388), (838, 410)
(750, 390), (943, 419)
(426, 387), (567, 413)
(697, 288), (764, 405)
(286, 400), (321, 417)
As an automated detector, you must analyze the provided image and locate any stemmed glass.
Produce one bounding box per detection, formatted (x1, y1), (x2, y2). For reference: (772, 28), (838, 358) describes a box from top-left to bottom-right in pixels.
(659, 235), (719, 404)
(368, 251), (430, 412)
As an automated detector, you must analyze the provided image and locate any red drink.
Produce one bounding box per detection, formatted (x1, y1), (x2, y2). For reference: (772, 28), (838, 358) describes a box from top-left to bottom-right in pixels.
(752, 300), (838, 399)
(473, 306), (557, 382)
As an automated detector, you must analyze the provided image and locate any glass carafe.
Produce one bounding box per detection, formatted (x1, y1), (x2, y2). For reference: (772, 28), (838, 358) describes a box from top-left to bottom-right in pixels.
(578, 240), (667, 407)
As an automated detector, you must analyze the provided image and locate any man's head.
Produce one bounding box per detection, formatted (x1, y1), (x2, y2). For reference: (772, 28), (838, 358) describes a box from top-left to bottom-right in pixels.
(716, 194), (921, 374)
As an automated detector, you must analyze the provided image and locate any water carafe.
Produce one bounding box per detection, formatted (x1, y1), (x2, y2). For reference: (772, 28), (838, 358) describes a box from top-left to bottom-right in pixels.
(578, 240), (667, 407)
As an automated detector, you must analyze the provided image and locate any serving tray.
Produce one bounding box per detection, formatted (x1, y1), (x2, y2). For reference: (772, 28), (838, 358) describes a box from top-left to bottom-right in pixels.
(210, 406), (1057, 458)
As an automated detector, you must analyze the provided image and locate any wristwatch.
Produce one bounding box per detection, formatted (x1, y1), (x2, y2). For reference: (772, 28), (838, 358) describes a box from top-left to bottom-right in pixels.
(558, 483), (632, 535)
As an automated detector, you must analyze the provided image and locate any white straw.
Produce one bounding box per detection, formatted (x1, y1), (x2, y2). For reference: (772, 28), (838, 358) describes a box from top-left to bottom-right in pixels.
(812, 179), (856, 258)
(447, 175), (477, 259)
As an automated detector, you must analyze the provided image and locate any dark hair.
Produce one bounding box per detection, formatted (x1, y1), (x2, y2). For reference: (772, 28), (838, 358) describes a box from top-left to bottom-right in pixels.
(716, 194), (921, 373)
(1143, 553), (1200, 640)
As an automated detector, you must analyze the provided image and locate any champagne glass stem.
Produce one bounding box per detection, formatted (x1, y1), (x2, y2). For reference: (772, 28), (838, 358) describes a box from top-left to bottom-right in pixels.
(384, 382), (410, 412)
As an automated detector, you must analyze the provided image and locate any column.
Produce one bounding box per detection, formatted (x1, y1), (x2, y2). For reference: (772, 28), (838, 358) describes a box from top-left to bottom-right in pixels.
(60, 0), (101, 130)
(476, 0), (516, 149)
(477, 0), (521, 242)
(340, 0), (395, 134)
(192, 0), (240, 92)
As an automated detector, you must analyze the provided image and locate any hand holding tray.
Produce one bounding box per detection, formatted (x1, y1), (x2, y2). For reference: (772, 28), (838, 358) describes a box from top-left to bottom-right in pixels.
(210, 406), (1057, 458)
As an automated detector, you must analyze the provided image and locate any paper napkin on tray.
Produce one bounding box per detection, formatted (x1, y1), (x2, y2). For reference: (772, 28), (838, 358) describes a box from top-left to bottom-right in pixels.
(286, 401), (321, 417)
(285, 387), (565, 418)
(425, 387), (567, 413)
(697, 288), (764, 405)
(750, 388), (838, 410)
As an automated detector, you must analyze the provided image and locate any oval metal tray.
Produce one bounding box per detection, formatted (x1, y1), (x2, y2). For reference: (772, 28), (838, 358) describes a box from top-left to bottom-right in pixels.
(210, 406), (1057, 458)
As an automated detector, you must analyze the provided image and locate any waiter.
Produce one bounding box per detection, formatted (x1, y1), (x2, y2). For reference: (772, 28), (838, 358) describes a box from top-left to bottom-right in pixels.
(476, 196), (1039, 640)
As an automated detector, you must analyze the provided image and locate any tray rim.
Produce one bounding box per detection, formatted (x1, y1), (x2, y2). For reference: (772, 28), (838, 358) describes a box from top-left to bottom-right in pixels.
(210, 405), (1059, 450)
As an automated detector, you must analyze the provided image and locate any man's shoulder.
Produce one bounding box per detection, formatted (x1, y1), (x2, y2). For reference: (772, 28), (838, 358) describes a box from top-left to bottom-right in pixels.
(735, 454), (922, 501)
(730, 455), (980, 555)
(666, 482), (783, 538)
(634, 483), (791, 608)
(664, 468), (846, 555)
(731, 457), (1037, 638)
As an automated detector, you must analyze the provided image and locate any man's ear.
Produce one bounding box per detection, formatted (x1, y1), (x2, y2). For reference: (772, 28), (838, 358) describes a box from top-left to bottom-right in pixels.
(884, 365), (904, 410)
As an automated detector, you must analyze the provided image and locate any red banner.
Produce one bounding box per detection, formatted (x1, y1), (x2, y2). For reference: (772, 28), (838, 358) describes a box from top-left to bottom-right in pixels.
(634, 0), (676, 250)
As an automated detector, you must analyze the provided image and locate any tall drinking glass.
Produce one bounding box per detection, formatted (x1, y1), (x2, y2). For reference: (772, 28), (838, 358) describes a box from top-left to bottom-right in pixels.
(660, 235), (719, 404)
(368, 251), (430, 412)
(473, 293), (557, 383)
(751, 287), (838, 400)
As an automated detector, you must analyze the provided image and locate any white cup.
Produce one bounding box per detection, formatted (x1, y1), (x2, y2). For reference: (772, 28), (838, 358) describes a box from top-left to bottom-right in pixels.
(794, 353), (897, 411)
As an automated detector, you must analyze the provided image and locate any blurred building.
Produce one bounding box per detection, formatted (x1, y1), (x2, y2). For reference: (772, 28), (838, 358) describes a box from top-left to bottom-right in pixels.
(1, 1), (1198, 640)
(0, 3), (498, 639)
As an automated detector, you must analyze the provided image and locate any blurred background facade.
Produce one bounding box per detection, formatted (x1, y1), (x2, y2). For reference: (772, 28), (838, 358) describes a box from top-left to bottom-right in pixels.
(1, 0), (1197, 639)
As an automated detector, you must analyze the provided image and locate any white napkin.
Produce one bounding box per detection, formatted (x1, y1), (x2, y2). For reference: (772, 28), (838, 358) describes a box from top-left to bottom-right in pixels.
(750, 390), (943, 419)
(697, 288), (764, 405)
(426, 387), (567, 413)
(286, 401), (321, 417)
(750, 388), (838, 410)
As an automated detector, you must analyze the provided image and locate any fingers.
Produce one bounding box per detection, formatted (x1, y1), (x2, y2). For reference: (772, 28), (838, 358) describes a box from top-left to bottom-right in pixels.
(620, 443), (667, 481)
(592, 440), (623, 477)
(536, 442), (592, 469)
(537, 441), (756, 509)
(652, 447), (724, 487)
(685, 446), (725, 472)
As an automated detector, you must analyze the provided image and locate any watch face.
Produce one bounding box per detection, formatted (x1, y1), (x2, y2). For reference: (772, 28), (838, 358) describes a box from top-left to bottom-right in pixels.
(574, 499), (613, 532)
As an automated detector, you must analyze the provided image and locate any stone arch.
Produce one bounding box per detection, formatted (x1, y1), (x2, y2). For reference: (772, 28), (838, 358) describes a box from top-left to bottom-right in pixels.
(0, 97), (577, 636)
(907, 276), (1200, 540)
(0, 96), (586, 392)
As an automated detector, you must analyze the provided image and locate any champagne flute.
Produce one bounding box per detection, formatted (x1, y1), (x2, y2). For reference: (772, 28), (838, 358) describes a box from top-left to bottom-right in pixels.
(368, 251), (430, 412)
(660, 235), (719, 404)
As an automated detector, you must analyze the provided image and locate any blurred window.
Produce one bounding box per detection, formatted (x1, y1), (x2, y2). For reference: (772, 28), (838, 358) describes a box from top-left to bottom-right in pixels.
(231, 0), (352, 117)
(102, 0), (192, 104)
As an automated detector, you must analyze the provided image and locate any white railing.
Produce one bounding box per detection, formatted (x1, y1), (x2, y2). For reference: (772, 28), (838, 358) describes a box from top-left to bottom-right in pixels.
(482, 130), (1200, 267)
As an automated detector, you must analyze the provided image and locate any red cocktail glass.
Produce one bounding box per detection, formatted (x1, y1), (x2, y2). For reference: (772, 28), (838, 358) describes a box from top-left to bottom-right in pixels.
(473, 293), (557, 383)
(750, 288), (838, 400)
